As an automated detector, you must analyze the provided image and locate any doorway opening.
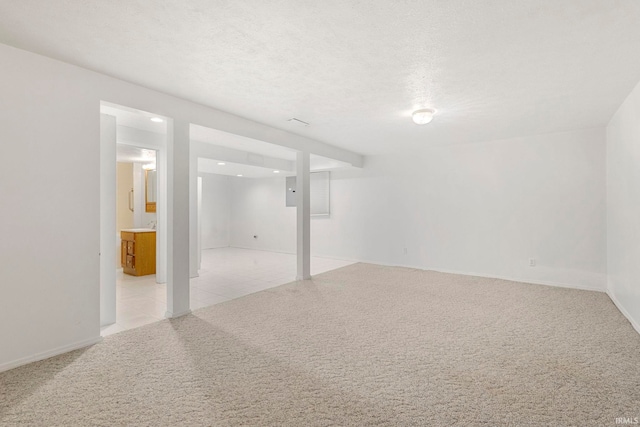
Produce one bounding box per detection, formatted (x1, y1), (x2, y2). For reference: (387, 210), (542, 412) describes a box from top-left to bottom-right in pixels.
(189, 125), (354, 309)
(100, 103), (168, 336)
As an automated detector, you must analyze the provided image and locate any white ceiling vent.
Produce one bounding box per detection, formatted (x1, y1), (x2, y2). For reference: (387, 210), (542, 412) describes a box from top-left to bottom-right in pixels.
(287, 118), (310, 127)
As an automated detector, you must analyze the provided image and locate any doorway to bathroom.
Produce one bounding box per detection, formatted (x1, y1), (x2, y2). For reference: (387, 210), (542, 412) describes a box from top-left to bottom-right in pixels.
(105, 146), (161, 335)
(100, 103), (168, 336)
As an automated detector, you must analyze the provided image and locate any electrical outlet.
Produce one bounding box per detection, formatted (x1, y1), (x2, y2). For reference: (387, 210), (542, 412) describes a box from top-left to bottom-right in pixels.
(529, 258), (536, 267)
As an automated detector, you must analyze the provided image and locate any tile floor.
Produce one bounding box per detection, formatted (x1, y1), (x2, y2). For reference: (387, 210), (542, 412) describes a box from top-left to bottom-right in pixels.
(101, 247), (354, 336)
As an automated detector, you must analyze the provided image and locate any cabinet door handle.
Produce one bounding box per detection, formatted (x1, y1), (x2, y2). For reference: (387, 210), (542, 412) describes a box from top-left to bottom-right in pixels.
(129, 189), (134, 212)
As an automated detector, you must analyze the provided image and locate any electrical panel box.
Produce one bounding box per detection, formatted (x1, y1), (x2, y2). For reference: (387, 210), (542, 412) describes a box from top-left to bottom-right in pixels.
(286, 176), (297, 207)
(285, 172), (330, 216)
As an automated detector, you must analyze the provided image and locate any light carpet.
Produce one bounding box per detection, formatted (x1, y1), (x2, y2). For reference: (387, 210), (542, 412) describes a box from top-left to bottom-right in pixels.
(1, 263), (639, 426)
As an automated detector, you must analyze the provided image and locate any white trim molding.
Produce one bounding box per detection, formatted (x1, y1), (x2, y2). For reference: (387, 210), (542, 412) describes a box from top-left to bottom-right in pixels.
(0, 336), (102, 373)
(607, 289), (640, 337)
(326, 258), (606, 293)
(425, 267), (606, 293)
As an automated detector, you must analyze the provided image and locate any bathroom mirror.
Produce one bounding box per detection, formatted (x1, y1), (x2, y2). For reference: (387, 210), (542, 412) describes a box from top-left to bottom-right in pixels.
(145, 169), (157, 213)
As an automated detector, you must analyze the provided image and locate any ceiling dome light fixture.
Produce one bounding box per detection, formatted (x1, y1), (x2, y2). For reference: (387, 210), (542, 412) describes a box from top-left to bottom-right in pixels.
(150, 117), (164, 123)
(412, 108), (436, 125)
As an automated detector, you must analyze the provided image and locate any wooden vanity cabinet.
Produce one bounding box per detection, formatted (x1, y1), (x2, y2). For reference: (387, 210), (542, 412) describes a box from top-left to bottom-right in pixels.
(120, 230), (156, 276)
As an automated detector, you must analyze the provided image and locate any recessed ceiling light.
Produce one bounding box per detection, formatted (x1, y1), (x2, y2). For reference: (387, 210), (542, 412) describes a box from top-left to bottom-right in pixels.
(217, 162), (226, 166)
(150, 117), (163, 123)
(412, 108), (436, 125)
(237, 174), (243, 177)
(273, 170), (280, 174)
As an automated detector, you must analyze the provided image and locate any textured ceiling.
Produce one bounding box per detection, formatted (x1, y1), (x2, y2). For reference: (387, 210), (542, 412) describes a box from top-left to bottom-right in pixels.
(2, 1), (640, 154)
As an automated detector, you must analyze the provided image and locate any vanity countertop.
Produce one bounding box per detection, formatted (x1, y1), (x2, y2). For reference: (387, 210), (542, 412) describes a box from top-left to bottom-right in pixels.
(120, 228), (156, 233)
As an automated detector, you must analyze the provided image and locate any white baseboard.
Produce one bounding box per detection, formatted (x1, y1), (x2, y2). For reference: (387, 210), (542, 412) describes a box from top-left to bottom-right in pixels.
(202, 244), (232, 250)
(0, 336), (102, 373)
(165, 309), (192, 318)
(424, 267), (605, 293)
(606, 289), (640, 337)
(326, 258), (606, 293)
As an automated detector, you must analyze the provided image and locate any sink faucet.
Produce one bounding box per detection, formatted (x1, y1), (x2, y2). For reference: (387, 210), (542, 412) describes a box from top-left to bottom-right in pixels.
(148, 220), (157, 230)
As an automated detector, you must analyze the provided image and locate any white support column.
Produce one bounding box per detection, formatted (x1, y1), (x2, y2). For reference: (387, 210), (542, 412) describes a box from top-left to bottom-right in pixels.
(197, 177), (203, 271)
(296, 151), (311, 280)
(189, 149), (199, 278)
(166, 119), (191, 318)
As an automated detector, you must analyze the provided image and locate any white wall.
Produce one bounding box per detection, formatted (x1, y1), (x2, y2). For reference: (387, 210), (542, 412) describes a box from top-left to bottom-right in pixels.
(229, 129), (607, 291)
(200, 173), (231, 249)
(0, 43), (356, 371)
(318, 128), (607, 290)
(606, 79), (640, 332)
(0, 46), (102, 369)
(133, 163), (157, 229)
(310, 163), (397, 263)
(229, 176), (297, 253)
